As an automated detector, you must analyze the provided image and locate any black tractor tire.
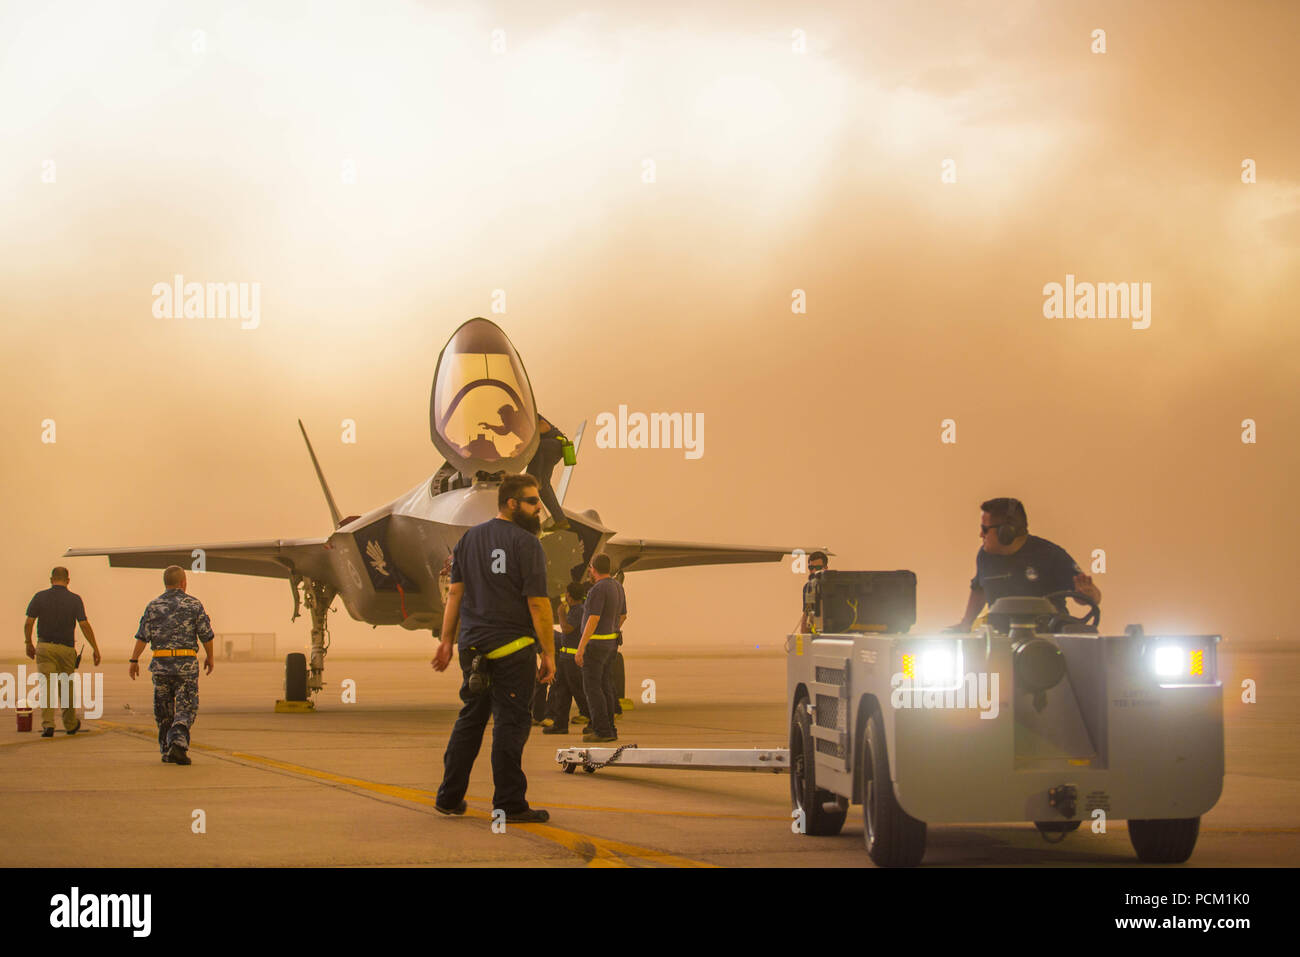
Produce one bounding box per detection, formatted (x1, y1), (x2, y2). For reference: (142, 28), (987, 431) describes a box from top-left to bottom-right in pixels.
(1128, 817), (1200, 863)
(789, 696), (848, 836)
(1035, 820), (1082, 835)
(860, 706), (927, 867)
(285, 653), (308, 701)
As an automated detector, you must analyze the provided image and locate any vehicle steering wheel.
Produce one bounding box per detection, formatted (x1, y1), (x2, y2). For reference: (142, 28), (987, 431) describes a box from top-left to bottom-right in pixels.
(1040, 590), (1100, 632)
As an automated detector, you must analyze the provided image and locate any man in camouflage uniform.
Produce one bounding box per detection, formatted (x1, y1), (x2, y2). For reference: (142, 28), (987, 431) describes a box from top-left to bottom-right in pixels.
(128, 565), (215, 765)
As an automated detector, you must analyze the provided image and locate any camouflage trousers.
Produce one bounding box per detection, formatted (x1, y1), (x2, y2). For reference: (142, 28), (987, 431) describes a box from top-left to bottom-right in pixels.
(153, 672), (199, 753)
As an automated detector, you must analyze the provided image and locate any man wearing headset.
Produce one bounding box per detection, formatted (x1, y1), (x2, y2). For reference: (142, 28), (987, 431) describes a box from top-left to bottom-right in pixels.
(949, 497), (1101, 632)
(795, 551), (829, 634)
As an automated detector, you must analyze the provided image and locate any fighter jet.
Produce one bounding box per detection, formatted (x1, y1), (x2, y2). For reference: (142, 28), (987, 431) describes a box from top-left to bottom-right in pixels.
(66, 318), (808, 698)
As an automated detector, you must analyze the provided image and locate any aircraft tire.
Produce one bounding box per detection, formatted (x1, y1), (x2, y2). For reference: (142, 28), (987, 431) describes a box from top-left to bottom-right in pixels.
(285, 653), (308, 701)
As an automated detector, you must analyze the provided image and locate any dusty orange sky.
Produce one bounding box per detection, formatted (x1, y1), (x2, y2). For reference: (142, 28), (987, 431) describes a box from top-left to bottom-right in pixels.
(2, 0), (1296, 659)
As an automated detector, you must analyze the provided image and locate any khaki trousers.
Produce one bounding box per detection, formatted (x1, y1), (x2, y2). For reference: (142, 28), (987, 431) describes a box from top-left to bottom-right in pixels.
(35, 642), (80, 731)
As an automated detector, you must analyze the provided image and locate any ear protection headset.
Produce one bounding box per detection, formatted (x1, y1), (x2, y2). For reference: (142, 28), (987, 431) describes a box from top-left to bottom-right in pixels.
(996, 498), (1027, 546)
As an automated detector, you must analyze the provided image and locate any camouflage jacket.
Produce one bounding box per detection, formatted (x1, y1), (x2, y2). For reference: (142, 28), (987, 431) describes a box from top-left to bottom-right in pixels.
(134, 589), (214, 675)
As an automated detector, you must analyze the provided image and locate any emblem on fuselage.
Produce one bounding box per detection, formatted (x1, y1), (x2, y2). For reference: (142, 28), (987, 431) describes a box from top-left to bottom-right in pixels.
(365, 540), (389, 576)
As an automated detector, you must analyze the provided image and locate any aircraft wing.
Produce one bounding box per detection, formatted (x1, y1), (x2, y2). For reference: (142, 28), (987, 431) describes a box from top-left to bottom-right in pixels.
(602, 536), (816, 573)
(63, 538), (328, 580)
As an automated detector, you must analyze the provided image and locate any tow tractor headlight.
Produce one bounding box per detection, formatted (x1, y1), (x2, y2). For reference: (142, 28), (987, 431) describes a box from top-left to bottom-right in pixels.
(900, 641), (964, 691)
(1143, 636), (1219, 687)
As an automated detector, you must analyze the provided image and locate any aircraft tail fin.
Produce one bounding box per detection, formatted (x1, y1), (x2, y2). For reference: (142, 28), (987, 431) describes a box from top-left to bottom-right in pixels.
(555, 419), (586, 507)
(298, 419), (343, 527)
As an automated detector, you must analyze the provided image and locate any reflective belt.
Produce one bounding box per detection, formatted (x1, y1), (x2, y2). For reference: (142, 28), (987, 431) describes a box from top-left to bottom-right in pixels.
(558, 646), (579, 654)
(587, 633), (618, 641)
(152, 649), (197, 657)
(485, 636), (534, 659)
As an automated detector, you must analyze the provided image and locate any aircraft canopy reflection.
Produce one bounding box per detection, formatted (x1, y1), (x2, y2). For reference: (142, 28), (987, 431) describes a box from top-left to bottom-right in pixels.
(429, 317), (539, 476)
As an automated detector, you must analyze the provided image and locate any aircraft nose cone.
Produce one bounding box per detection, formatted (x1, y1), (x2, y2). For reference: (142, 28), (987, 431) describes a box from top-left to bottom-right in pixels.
(430, 317), (539, 477)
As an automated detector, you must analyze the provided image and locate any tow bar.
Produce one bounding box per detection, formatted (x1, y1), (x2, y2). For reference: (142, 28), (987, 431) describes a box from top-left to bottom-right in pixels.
(556, 746), (789, 774)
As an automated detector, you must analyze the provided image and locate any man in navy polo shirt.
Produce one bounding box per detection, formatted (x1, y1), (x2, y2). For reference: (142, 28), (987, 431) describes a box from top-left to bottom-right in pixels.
(24, 566), (102, 736)
(951, 497), (1101, 631)
(542, 581), (590, 734)
(432, 473), (555, 823)
(575, 553), (627, 743)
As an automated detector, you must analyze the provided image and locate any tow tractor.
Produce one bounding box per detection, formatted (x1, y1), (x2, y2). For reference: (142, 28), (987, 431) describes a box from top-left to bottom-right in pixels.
(555, 570), (1225, 867)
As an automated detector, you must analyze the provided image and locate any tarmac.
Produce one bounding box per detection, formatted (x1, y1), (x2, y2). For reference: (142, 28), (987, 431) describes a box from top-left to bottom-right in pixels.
(1, 646), (1297, 867)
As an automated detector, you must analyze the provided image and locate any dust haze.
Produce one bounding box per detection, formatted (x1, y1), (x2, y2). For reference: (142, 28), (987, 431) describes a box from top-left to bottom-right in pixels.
(2, 0), (1295, 656)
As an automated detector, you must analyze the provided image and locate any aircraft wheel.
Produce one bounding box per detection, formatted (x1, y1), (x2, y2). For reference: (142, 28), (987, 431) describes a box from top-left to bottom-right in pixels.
(561, 762), (577, 774)
(790, 695), (847, 836)
(1128, 817), (1200, 863)
(284, 653), (308, 701)
(860, 706), (926, 867)
(583, 765), (596, 774)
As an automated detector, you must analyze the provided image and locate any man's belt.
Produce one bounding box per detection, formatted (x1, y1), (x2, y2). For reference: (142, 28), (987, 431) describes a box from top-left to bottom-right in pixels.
(152, 649), (197, 657)
(558, 646), (579, 654)
(485, 636), (534, 659)
(587, 633), (619, 641)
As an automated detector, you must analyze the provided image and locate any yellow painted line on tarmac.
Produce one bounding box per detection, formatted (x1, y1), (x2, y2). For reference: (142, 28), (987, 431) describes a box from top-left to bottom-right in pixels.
(97, 720), (712, 867)
(224, 750), (712, 868)
(94, 721), (1300, 854)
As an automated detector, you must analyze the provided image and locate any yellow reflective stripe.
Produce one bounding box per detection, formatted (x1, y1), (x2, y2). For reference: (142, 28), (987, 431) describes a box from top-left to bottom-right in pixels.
(152, 649), (197, 657)
(558, 646), (579, 654)
(485, 636), (535, 659)
(588, 633), (619, 641)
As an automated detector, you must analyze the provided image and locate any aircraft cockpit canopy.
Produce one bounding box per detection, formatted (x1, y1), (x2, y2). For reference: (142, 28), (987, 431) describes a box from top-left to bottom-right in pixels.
(430, 318), (539, 475)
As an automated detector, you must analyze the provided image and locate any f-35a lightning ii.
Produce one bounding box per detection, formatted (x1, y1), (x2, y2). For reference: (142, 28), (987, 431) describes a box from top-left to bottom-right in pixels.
(66, 318), (807, 700)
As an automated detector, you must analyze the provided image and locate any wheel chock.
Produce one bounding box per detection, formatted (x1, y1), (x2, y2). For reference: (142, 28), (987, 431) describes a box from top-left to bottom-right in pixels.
(274, 699), (316, 713)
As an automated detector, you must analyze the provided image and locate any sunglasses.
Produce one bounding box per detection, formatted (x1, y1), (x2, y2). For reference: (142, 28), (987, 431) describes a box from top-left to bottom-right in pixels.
(980, 525), (1002, 534)
(809, 565), (825, 572)
(516, 496), (541, 505)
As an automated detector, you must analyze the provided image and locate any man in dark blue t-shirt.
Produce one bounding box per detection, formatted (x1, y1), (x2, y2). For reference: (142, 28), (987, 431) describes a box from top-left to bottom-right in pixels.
(575, 553), (627, 742)
(432, 473), (555, 823)
(542, 581), (590, 734)
(951, 497), (1101, 630)
(24, 566), (102, 735)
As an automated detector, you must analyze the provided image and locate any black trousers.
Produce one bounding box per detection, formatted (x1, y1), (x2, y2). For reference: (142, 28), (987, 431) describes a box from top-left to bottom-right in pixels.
(436, 644), (536, 813)
(526, 436), (566, 524)
(546, 651), (589, 728)
(581, 640), (619, 737)
(608, 647), (625, 714)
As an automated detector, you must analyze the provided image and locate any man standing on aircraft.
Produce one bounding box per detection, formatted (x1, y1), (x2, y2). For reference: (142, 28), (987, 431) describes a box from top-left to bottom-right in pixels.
(574, 554), (626, 744)
(24, 566), (101, 736)
(479, 408), (571, 531)
(432, 473), (556, 823)
(128, 566), (215, 764)
(949, 497), (1101, 631)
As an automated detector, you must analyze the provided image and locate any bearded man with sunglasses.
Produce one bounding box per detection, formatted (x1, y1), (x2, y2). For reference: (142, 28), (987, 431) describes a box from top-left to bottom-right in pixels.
(949, 497), (1101, 633)
(432, 473), (556, 823)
